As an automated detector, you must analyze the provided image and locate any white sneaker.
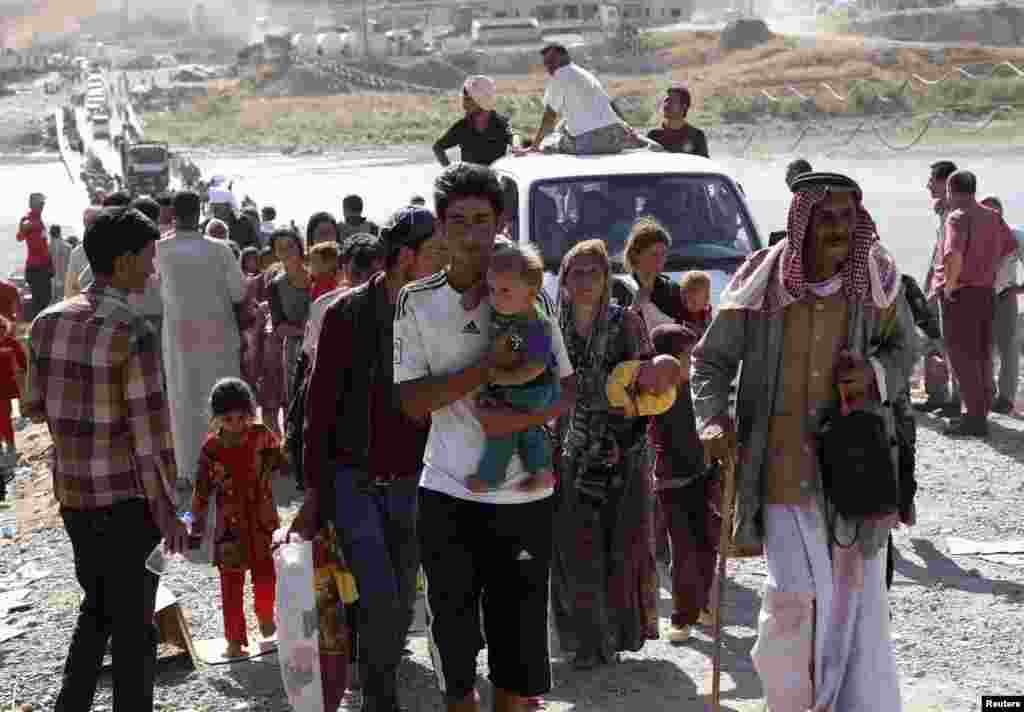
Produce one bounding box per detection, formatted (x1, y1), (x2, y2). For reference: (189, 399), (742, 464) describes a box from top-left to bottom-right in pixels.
(667, 625), (691, 643)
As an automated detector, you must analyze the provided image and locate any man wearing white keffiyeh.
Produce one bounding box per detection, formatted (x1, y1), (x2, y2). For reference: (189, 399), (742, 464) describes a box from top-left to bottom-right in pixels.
(692, 172), (915, 712)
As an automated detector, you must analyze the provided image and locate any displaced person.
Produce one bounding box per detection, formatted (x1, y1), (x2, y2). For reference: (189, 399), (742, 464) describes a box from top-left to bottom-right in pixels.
(268, 230), (311, 410)
(917, 160), (960, 415)
(338, 194), (379, 241)
(468, 242), (558, 494)
(79, 198), (166, 368)
(257, 253), (286, 437)
(980, 195), (1024, 414)
(648, 323), (718, 642)
(309, 241), (341, 300)
(0, 276), (22, 323)
(156, 192), (175, 234)
(49, 224), (72, 302)
(769, 159), (814, 246)
(346, 234), (385, 287)
(693, 171), (912, 712)
(296, 205), (446, 712)
(529, 44), (656, 156)
(646, 85), (709, 157)
(24, 207), (188, 712)
(307, 211), (340, 247)
(0, 316), (26, 467)
(158, 191), (246, 503)
(786, 158), (813, 189)
(433, 75), (513, 167)
(205, 218), (230, 242)
(16, 192), (53, 320)
(612, 217), (688, 332)
(395, 164), (576, 712)
(933, 170), (1018, 436)
(550, 239), (659, 670)
(239, 247), (266, 395)
(65, 206), (101, 299)
(260, 206), (277, 246)
(191, 378), (283, 658)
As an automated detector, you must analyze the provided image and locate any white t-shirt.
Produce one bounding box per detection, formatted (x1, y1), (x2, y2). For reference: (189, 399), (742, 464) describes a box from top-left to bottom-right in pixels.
(994, 226), (1024, 294)
(543, 63), (622, 138)
(394, 272), (573, 505)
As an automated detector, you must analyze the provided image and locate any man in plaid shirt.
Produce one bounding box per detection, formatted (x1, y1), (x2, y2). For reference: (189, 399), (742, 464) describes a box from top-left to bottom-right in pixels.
(23, 207), (188, 712)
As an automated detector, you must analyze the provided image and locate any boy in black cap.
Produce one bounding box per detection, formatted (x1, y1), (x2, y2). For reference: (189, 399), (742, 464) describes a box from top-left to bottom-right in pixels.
(294, 204), (446, 712)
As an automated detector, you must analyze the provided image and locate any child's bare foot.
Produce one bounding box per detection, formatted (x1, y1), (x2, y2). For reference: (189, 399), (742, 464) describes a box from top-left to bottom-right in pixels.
(259, 619), (276, 639)
(518, 470), (555, 493)
(225, 641), (247, 658)
(466, 475), (493, 493)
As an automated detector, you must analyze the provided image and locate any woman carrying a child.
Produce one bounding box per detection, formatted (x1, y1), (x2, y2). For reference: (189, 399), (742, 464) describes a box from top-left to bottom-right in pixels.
(612, 217), (711, 336)
(551, 239), (679, 669)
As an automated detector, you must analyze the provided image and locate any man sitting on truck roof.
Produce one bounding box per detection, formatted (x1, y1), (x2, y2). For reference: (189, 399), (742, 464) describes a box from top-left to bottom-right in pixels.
(527, 43), (660, 156)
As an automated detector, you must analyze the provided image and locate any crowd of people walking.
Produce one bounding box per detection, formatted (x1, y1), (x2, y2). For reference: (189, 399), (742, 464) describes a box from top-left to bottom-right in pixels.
(8, 42), (1024, 712)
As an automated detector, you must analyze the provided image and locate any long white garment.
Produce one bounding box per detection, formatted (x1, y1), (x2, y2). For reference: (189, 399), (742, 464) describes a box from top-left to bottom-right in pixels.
(157, 230), (245, 487)
(752, 503), (901, 712)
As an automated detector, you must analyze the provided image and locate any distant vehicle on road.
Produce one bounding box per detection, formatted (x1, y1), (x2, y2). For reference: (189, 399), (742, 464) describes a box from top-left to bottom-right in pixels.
(91, 114), (111, 140)
(121, 141), (171, 196)
(471, 17), (543, 45)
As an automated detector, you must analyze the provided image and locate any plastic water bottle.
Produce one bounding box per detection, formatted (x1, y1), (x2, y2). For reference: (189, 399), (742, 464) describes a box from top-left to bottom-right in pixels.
(145, 512), (194, 575)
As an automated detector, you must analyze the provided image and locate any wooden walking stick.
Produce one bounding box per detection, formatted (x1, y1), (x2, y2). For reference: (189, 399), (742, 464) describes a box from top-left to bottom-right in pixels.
(711, 449), (737, 712)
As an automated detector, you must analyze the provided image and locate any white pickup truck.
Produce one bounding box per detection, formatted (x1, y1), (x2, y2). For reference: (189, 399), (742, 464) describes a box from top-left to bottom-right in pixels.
(491, 151), (762, 306)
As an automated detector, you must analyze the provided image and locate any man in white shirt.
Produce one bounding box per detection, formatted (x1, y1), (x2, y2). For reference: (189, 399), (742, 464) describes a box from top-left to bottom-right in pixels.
(981, 195), (1024, 413)
(528, 43), (658, 155)
(395, 164), (576, 712)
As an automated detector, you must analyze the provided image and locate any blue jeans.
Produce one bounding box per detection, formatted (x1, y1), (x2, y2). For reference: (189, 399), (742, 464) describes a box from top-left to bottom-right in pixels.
(477, 380), (557, 487)
(333, 465), (419, 709)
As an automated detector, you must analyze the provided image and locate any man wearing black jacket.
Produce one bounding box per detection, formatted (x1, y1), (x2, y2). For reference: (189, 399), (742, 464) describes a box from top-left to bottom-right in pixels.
(296, 206), (447, 712)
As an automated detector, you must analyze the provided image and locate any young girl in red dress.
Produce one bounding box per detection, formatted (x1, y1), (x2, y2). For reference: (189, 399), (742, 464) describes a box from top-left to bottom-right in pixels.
(191, 377), (285, 658)
(0, 316), (26, 467)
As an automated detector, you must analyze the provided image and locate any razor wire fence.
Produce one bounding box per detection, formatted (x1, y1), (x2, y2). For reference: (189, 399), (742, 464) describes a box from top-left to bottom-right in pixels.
(701, 60), (1024, 157)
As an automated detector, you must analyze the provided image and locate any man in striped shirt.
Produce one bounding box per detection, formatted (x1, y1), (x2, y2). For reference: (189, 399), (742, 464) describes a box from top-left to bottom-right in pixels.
(24, 207), (187, 712)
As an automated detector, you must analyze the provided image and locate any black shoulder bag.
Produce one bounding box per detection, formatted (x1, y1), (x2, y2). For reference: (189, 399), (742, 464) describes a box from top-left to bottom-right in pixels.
(816, 369), (900, 547)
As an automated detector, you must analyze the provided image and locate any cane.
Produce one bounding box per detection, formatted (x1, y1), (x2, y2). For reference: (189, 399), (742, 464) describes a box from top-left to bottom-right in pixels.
(710, 449), (737, 712)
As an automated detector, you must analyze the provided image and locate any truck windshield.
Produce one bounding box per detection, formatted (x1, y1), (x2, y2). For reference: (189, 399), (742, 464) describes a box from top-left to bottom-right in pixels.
(130, 147), (167, 163)
(529, 174), (759, 272)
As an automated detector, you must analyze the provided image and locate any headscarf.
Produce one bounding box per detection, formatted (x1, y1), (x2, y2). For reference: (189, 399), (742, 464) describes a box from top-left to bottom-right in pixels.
(556, 242), (625, 481)
(205, 218), (229, 240)
(463, 75), (497, 113)
(781, 182), (876, 305)
(651, 322), (699, 357)
(718, 172), (900, 313)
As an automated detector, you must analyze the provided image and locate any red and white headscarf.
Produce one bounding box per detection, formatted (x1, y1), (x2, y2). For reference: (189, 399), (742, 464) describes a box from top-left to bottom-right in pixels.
(781, 185), (877, 306)
(719, 181), (901, 312)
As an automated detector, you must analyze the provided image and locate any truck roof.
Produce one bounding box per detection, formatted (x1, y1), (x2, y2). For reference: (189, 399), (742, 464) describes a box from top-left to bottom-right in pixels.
(491, 151), (729, 187)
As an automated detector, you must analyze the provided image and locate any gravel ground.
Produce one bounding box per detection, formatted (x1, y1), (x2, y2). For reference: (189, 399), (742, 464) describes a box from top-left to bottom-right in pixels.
(3, 387), (1024, 712)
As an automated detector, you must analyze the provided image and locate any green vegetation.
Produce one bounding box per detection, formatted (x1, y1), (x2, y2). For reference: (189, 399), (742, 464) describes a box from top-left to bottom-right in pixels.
(816, 8), (855, 35)
(143, 76), (1024, 149)
(143, 89), (661, 148)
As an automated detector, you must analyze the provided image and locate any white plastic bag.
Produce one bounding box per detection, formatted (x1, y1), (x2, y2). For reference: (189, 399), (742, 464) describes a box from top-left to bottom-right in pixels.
(273, 530), (324, 712)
